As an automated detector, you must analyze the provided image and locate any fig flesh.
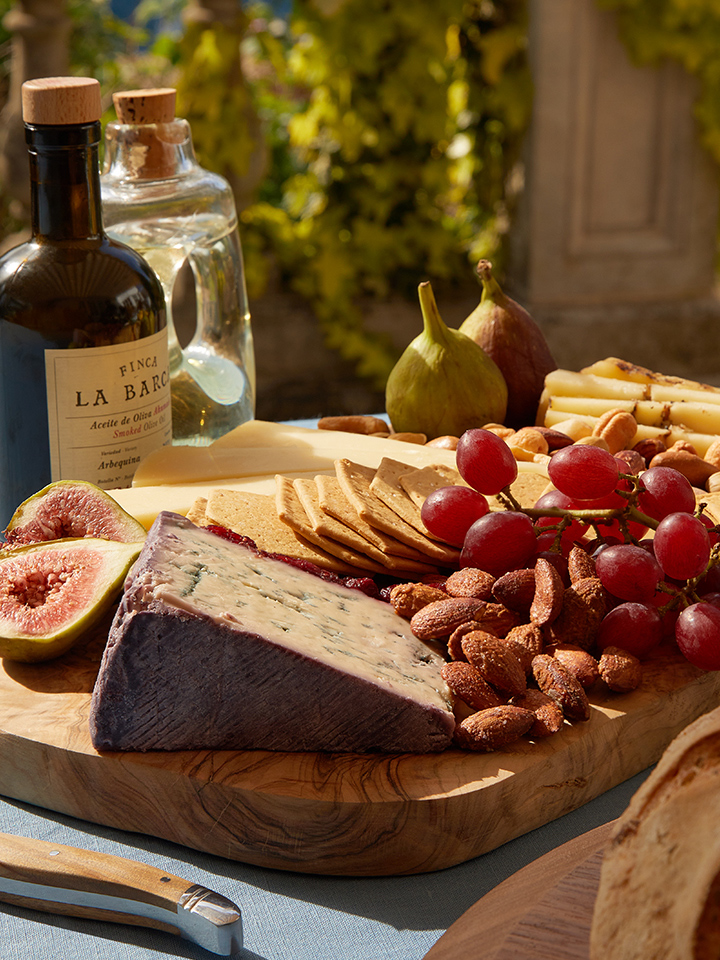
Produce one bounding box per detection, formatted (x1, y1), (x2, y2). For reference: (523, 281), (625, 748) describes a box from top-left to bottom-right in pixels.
(3, 480), (147, 546)
(459, 260), (557, 429)
(386, 280), (508, 439)
(0, 538), (142, 662)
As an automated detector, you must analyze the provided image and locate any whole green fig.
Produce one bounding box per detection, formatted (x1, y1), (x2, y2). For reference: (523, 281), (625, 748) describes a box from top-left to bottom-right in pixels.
(385, 280), (507, 439)
(459, 260), (556, 429)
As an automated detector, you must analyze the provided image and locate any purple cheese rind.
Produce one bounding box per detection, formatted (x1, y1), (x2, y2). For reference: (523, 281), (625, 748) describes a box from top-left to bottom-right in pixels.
(89, 512), (455, 754)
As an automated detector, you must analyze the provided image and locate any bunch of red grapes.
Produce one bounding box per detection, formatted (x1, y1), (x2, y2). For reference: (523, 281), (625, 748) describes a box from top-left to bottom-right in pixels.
(420, 428), (720, 671)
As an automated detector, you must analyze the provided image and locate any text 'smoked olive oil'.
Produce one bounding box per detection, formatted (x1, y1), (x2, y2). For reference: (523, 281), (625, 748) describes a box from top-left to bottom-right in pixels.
(0, 78), (171, 527)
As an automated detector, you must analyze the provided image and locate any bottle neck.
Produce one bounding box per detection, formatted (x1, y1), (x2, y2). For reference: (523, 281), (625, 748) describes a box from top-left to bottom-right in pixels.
(26, 121), (104, 242)
(103, 118), (198, 183)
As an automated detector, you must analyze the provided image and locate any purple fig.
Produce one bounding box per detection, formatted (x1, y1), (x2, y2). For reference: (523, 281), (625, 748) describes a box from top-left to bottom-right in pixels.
(459, 261), (556, 429)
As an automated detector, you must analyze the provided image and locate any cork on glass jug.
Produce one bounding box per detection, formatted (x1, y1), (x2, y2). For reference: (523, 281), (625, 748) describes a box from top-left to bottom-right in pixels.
(101, 87), (255, 446)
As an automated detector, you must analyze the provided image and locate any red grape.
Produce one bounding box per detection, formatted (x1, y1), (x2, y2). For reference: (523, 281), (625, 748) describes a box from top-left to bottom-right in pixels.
(597, 602), (662, 658)
(636, 466), (695, 520)
(547, 444), (620, 501)
(699, 513), (720, 546)
(594, 544), (663, 602)
(653, 512), (711, 580)
(420, 486), (489, 547)
(456, 429), (518, 496)
(460, 510), (536, 576)
(533, 489), (588, 553)
(698, 564), (720, 596)
(675, 602), (720, 670)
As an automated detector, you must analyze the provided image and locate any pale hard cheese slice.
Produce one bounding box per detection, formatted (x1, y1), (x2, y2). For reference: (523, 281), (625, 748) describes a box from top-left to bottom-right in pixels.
(132, 420), (461, 488)
(89, 513), (455, 754)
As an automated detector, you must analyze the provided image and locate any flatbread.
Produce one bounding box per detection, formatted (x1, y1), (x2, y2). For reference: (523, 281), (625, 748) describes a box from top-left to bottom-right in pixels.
(335, 459), (459, 565)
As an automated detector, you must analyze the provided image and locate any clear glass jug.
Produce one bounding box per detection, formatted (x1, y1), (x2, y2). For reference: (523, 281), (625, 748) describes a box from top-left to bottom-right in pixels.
(101, 87), (255, 445)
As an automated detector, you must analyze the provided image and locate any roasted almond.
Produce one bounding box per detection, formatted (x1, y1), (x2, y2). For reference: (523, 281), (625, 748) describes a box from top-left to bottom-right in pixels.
(550, 644), (600, 689)
(510, 688), (564, 737)
(545, 577), (609, 650)
(389, 582), (447, 619)
(505, 622), (545, 665)
(441, 661), (505, 711)
(532, 653), (590, 721)
(447, 620), (483, 661)
(410, 597), (486, 640)
(530, 557), (565, 626)
(454, 704), (535, 752)
(317, 414), (389, 435)
(492, 568), (536, 613)
(567, 545), (596, 583)
(461, 631), (527, 697)
(475, 601), (521, 638)
(444, 567), (495, 600)
(598, 645), (642, 693)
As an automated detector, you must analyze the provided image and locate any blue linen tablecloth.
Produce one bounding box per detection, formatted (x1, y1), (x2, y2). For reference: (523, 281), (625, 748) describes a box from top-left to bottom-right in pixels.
(0, 770), (650, 960)
(0, 417), (651, 958)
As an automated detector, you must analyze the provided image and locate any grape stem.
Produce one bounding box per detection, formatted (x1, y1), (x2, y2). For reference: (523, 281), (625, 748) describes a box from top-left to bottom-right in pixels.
(500, 495), (658, 532)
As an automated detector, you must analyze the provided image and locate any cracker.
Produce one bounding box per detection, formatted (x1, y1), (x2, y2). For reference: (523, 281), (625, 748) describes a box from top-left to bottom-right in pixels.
(186, 496), (209, 526)
(370, 457), (448, 541)
(314, 474), (435, 563)
(203, 487), (354, 574)
(399, 464), (466, 507)
(293, 478), (437, 575)
(275, 475), (388, 574)
(399, 463), (550, 512)
(500, 471), (552, 510)
(335, 459), (459, 565)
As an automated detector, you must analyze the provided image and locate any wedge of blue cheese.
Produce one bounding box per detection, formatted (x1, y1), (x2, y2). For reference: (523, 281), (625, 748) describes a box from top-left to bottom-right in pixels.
(89, 512), (455, 753)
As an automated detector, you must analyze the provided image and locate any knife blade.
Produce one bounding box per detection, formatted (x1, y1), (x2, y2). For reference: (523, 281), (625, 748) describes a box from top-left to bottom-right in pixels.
(0, 831), (242, 955)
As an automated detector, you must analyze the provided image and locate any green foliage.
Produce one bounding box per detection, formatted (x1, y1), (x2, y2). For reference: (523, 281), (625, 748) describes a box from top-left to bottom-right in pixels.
(598, 0), (720, 164)
(240, 0), (531, 387)
(0, 0), (532, 389)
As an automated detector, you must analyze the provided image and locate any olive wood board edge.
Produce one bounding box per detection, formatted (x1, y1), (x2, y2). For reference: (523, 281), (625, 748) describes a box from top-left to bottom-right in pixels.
(0, 624), (717, 876)
(423, 820), (614, 959)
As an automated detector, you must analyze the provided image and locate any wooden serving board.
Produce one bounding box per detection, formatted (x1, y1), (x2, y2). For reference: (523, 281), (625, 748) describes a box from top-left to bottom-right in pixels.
(423, 820), (613, 959)
(1, 622), (719, 877)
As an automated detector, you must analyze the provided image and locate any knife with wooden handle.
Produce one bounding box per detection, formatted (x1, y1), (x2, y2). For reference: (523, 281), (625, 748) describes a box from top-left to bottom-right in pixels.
(0, 832), (243, 955)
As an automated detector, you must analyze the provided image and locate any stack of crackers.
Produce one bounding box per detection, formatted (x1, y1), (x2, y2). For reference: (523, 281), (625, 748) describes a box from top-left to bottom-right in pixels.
(187, 456), (549, 577)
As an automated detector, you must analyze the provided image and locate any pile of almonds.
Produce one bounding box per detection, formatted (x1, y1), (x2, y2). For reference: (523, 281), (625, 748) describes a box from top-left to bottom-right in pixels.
(390, 545), (642, 752)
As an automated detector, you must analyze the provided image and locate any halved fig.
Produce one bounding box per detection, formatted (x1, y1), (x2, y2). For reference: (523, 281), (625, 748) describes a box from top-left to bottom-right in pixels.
(3, 480), (146, 546)
(0, 538), (142, 662)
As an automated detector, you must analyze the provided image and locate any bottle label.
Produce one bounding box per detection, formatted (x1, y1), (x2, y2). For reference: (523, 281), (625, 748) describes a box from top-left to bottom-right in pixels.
(45, 328), (172, 489)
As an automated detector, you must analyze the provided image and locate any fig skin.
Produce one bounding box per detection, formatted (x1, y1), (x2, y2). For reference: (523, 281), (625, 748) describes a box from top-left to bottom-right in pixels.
(459, 260), (557, 430)
(386, 280), (508, 440)
(3, 480), (146, 546)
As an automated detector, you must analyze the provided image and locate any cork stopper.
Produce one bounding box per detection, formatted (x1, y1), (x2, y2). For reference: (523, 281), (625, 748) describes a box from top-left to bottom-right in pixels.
(112, 88), (177, 125)
(22, 76), (102, 125)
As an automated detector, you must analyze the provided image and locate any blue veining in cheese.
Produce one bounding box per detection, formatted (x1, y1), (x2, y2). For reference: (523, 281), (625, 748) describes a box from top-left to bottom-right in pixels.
(90, 512), (456, 754)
